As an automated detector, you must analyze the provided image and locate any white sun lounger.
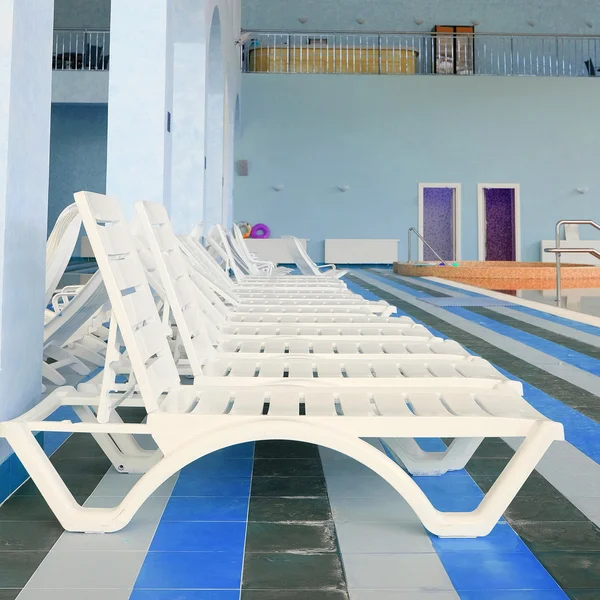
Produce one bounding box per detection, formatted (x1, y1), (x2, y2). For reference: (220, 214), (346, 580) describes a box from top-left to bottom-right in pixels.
(284, 235), (348, 279)
(0, 192), (563, 539)
(45, 203), (82, 308)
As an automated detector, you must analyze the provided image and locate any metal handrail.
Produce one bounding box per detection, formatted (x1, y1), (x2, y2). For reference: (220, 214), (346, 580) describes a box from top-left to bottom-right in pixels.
(407, 227), (446, 264)
(544, 219), (600, 307)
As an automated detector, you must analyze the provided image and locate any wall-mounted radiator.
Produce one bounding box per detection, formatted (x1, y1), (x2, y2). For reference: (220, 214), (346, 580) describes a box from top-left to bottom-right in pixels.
(325, 239), (399, 264)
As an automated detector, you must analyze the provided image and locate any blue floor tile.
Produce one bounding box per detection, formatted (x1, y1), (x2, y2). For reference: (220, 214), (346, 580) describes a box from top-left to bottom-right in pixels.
(172, 476), (251, 497)
(208, 443), (255, 459)
(135, 552), (243, 589)
(130, 592), (240, 600)
(459, 591), (568, 600)
(151, 521), (247, 552)
(180, 458), (254, 478)
(162, 496), (249, 522)
(415, 473), (484, 499)
(440, 551), (563, 592)
(432, 523), (528, 554)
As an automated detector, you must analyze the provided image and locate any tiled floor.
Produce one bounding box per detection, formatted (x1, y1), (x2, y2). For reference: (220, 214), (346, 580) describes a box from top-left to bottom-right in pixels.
(4, 269), (600, 599)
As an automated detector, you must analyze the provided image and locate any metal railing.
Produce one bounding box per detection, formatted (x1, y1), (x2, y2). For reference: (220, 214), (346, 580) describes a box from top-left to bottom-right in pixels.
(53, 29), (110, 71)
(242, 30), (600, 77)
(407, 228), (446, 264)
(544, 220), (600, 307)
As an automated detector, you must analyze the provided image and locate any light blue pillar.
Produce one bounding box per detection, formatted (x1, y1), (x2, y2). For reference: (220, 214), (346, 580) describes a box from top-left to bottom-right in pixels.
(106, 0), (174, 216)
(0, 0), (54, 460)
(170, 0), (207, 233)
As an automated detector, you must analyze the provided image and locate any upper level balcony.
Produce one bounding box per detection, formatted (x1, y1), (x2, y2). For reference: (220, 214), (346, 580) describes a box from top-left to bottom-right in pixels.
(51, 29), (110, 103)
(241, 30), (600, 77)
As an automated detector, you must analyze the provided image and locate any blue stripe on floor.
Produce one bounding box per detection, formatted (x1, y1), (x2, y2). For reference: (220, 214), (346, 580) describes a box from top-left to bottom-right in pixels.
(350, 272), (600, 464)
(130, 443), (254, 598)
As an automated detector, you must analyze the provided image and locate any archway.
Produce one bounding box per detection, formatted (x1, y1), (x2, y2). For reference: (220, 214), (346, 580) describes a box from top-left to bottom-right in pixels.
(203, 6), (225, 231)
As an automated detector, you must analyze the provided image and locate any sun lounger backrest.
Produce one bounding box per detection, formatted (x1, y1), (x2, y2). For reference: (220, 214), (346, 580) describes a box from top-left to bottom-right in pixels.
(136, 200), (223, 375)
(206, 224), (247, 282)
(74, 191), (180, 412)
(283, 236), (320, 276)
(44, 271), (108, 347)
(45, 203), (82, 307)
(179, 234), (235, 292)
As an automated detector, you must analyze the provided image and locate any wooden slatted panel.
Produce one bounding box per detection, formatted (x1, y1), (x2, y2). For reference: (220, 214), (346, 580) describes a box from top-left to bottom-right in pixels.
(398, 363), (434, 378)
(229, 362), (260, 377)
(303, 391), (338, 416)
(267, 390), (301, 416)
(370, 361), (402, 378)
(427, 362), (463, 378)
(343, 362), (374, 378)
(338, 392), (377, 416)
(372, 392), (415, 417)
(441, 392), (491, 417)
(190, 390), (233, 415)
(406, 392), (450, 417)
(230, 390), (268, 415)
(315, 362), (343, 378)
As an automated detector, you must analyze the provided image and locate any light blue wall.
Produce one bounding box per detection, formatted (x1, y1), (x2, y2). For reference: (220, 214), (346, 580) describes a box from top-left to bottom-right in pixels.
(234, 75), (600, 262)
(48, 104), (108, 253)
(54, 0), (111, 29)
(242, 0), (600, 34)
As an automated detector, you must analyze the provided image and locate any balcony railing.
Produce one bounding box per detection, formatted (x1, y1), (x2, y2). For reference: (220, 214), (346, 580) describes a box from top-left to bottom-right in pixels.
(241, 30), (600, 77)
(52, 29), (110, 71)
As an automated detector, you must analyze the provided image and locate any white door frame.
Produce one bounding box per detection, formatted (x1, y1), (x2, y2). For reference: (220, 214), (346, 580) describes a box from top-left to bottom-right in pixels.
(477, 183), (521, 261)
(417, 183), (462, 262)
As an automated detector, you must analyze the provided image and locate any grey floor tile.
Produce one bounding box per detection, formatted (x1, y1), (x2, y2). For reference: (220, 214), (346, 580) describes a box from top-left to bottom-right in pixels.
(322, 460), (379, 478)
(90, 470), (177, 498)
(51, 496), (168, 553)
(343, 554), (454, 590)
(330, 496), (419, 523)
(325, 476), (399, 499)
(24, 551), (146, 589)
(336, 521), (435, 554)
(16, 590), (131, 600)
(350, 592), (460, 600)
(571, 496), (600, 525)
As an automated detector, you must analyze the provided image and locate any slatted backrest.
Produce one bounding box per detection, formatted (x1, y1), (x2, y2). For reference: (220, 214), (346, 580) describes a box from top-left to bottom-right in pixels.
(283, 236), (320, 276)
(206, 224), (247, 282)
(74, 191), (180, 411)
(135, 201), (223, 376)
(45, 203), (82, 307)
(44, 271), (108, 347)
(179, 234), (235, 292)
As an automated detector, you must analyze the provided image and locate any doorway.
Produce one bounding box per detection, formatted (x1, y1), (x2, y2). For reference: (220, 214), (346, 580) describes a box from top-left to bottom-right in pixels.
(418, 184), (461, 261)
(478, 184), (520, 261)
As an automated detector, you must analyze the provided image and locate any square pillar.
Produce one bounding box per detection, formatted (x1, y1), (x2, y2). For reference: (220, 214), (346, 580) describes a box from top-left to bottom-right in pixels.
(0, 0), (54, 459)
(106, 0), (174, 216)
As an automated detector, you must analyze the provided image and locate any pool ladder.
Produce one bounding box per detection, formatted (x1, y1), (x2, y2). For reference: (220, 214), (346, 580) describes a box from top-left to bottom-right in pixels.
(407, 228), (446, 264)
(544, 220), (600, 308)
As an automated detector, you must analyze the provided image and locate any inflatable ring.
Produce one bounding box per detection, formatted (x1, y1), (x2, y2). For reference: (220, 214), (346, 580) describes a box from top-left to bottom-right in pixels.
(250, 223), (270, 239)
(237, 221), (252, 238)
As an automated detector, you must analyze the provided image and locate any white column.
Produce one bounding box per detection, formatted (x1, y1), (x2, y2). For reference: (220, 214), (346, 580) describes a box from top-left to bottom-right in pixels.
(170, 0), (207, 233)
(0, 0), (54, 459)
(106, 0), (174, 217)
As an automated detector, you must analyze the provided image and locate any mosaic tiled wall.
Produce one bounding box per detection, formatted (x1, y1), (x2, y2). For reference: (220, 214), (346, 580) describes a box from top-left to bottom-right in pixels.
(484, 187), (516, 261)
(423, 187), (454, 261)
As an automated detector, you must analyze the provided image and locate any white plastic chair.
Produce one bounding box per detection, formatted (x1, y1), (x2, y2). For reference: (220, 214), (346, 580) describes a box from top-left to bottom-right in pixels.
(0, 192), (563, 539)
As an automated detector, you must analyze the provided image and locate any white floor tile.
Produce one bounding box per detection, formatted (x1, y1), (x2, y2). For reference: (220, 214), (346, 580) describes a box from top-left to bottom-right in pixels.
(350, 591), (460, 600)
(330, 495), (419, 523)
